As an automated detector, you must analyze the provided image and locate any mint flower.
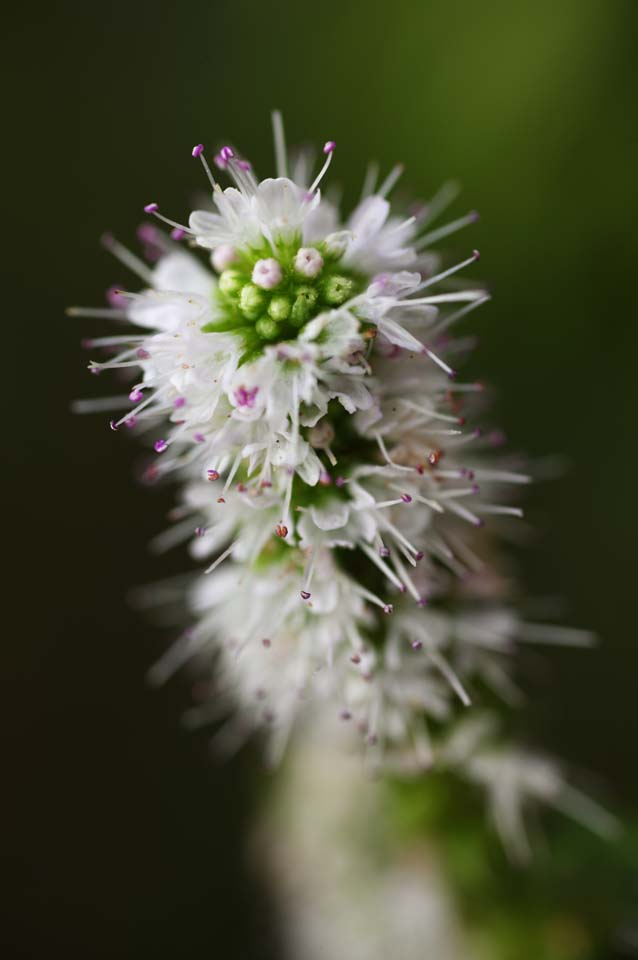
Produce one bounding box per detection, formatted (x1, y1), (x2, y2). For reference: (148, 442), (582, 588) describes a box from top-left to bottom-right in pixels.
(74, 112), (603, 845)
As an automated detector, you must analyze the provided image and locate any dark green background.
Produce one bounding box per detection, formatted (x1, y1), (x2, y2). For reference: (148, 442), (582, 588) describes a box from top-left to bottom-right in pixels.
(4, 0), (637, 956)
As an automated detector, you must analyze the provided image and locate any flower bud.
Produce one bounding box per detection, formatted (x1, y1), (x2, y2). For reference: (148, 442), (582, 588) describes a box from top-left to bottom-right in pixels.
(291, 286), (318, 326)
(239, 283), (266, 320)
(268, 295), (292, 322)
(212, 245), (239, 272)
(252, 258), (283, 290)
(294, 247), (324, 278)
(322, 275), (355, 306)
(218, 269), (244, 298)
(255, 316), (280, 340)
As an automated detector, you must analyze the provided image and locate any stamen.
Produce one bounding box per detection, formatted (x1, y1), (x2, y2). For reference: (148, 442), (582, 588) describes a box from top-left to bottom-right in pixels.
(308, 141), (336, 195)
(418, 180), (460, 226)
(142, 204), (193, 235)
(205, 539), (239, 574)
(100, 233), (154, 284)
(416, 210), (480, 250)
(378, 163), (404, 198)
(360, 161), (379, 201)
(192, 143), (218, 192)
(360, 542), (405, 591)
(415, 250), (481, 293)
(271, 110), (288, 178)
(430, 295), (490, 339)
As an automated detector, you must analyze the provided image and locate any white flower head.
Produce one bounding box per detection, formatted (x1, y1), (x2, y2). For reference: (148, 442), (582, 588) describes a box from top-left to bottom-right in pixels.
(75, 111), (600, 852)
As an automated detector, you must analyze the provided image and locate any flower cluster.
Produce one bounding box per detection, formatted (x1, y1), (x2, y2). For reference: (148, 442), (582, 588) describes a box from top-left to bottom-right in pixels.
(73, 114), (601, 846)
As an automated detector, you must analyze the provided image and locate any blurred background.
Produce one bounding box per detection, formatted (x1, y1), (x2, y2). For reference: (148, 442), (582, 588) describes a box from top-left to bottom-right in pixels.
(4, 0), (637, 956)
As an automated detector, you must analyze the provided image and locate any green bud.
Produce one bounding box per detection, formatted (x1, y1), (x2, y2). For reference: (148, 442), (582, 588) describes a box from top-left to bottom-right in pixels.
(239, 283), (266, 320)
(218, 269), (245, 298)
(255, 316), (280, 340)
(322, 274), (355, 306)
(268, 295), (292, 322)
(291, 285), (318, 326)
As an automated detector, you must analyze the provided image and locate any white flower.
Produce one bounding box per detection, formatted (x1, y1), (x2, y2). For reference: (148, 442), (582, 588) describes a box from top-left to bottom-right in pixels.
(76, 110), (598, 844)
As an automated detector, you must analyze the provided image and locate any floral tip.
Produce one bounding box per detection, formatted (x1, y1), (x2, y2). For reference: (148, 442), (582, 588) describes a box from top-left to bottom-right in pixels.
(192, 143), (204, 158)
(143, 203), (159, 214)
(401, 493), (412, 503)
(472, 248), (481, 261)
(323, 140), (336, 154)
(220, 146), (234, 161)
(411, 640), (423, 650)
(171, 228), (186, 241)
(275, 524), (288, 538)
(109, 419), (118, 431)
(300, 591), (311, 601)
(207, 470), (219, 482)
(382, 604), (393, 615)
(154, 439), (168, 453)
(129, 389), (144, 403)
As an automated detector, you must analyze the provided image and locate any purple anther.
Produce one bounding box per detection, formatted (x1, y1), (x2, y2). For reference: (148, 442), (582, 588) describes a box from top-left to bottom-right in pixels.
(192, 143), (204, 158)
(339, 709), (352, 721)
(143, 202), (159, 214)
(382, 604), (393, 615)
(379, 547), (390, 558)
(471, 483), (480, 494)
(194, 432), (205, 444)
(207, 469), (219, 481)
(323, 140), (336, 154)
(335, 476), (346, 488)
(469, 210), (480, 223)
(195, 526), (206, 537)
(350, 654), (361, 665)
(124, 416), (137, 429)
(171, 228), (186, 241)
(136, 347), (150, 360)
(234, 385), (259, 409)
(129, 388), (144, 403)
(417, 598), (428, 607)
(154, 439), (168, 453)
(411, 640), (423, 650)
(262, 638), (271, 648)
(300, 590), (311, 601)
(401, 493), (413, 503)
(137, 223), (157, 243)
(109, 419), (118, 432)
(173, 396), (186, 408)
(472, 248), (480, 261)
(106, 286), (127, 308)
(220, 146), (234, 161)
(415, 551), (425, 561)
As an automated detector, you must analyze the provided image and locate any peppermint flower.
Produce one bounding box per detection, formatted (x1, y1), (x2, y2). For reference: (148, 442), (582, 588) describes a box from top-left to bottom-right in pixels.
(73, 113), (601, 845)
